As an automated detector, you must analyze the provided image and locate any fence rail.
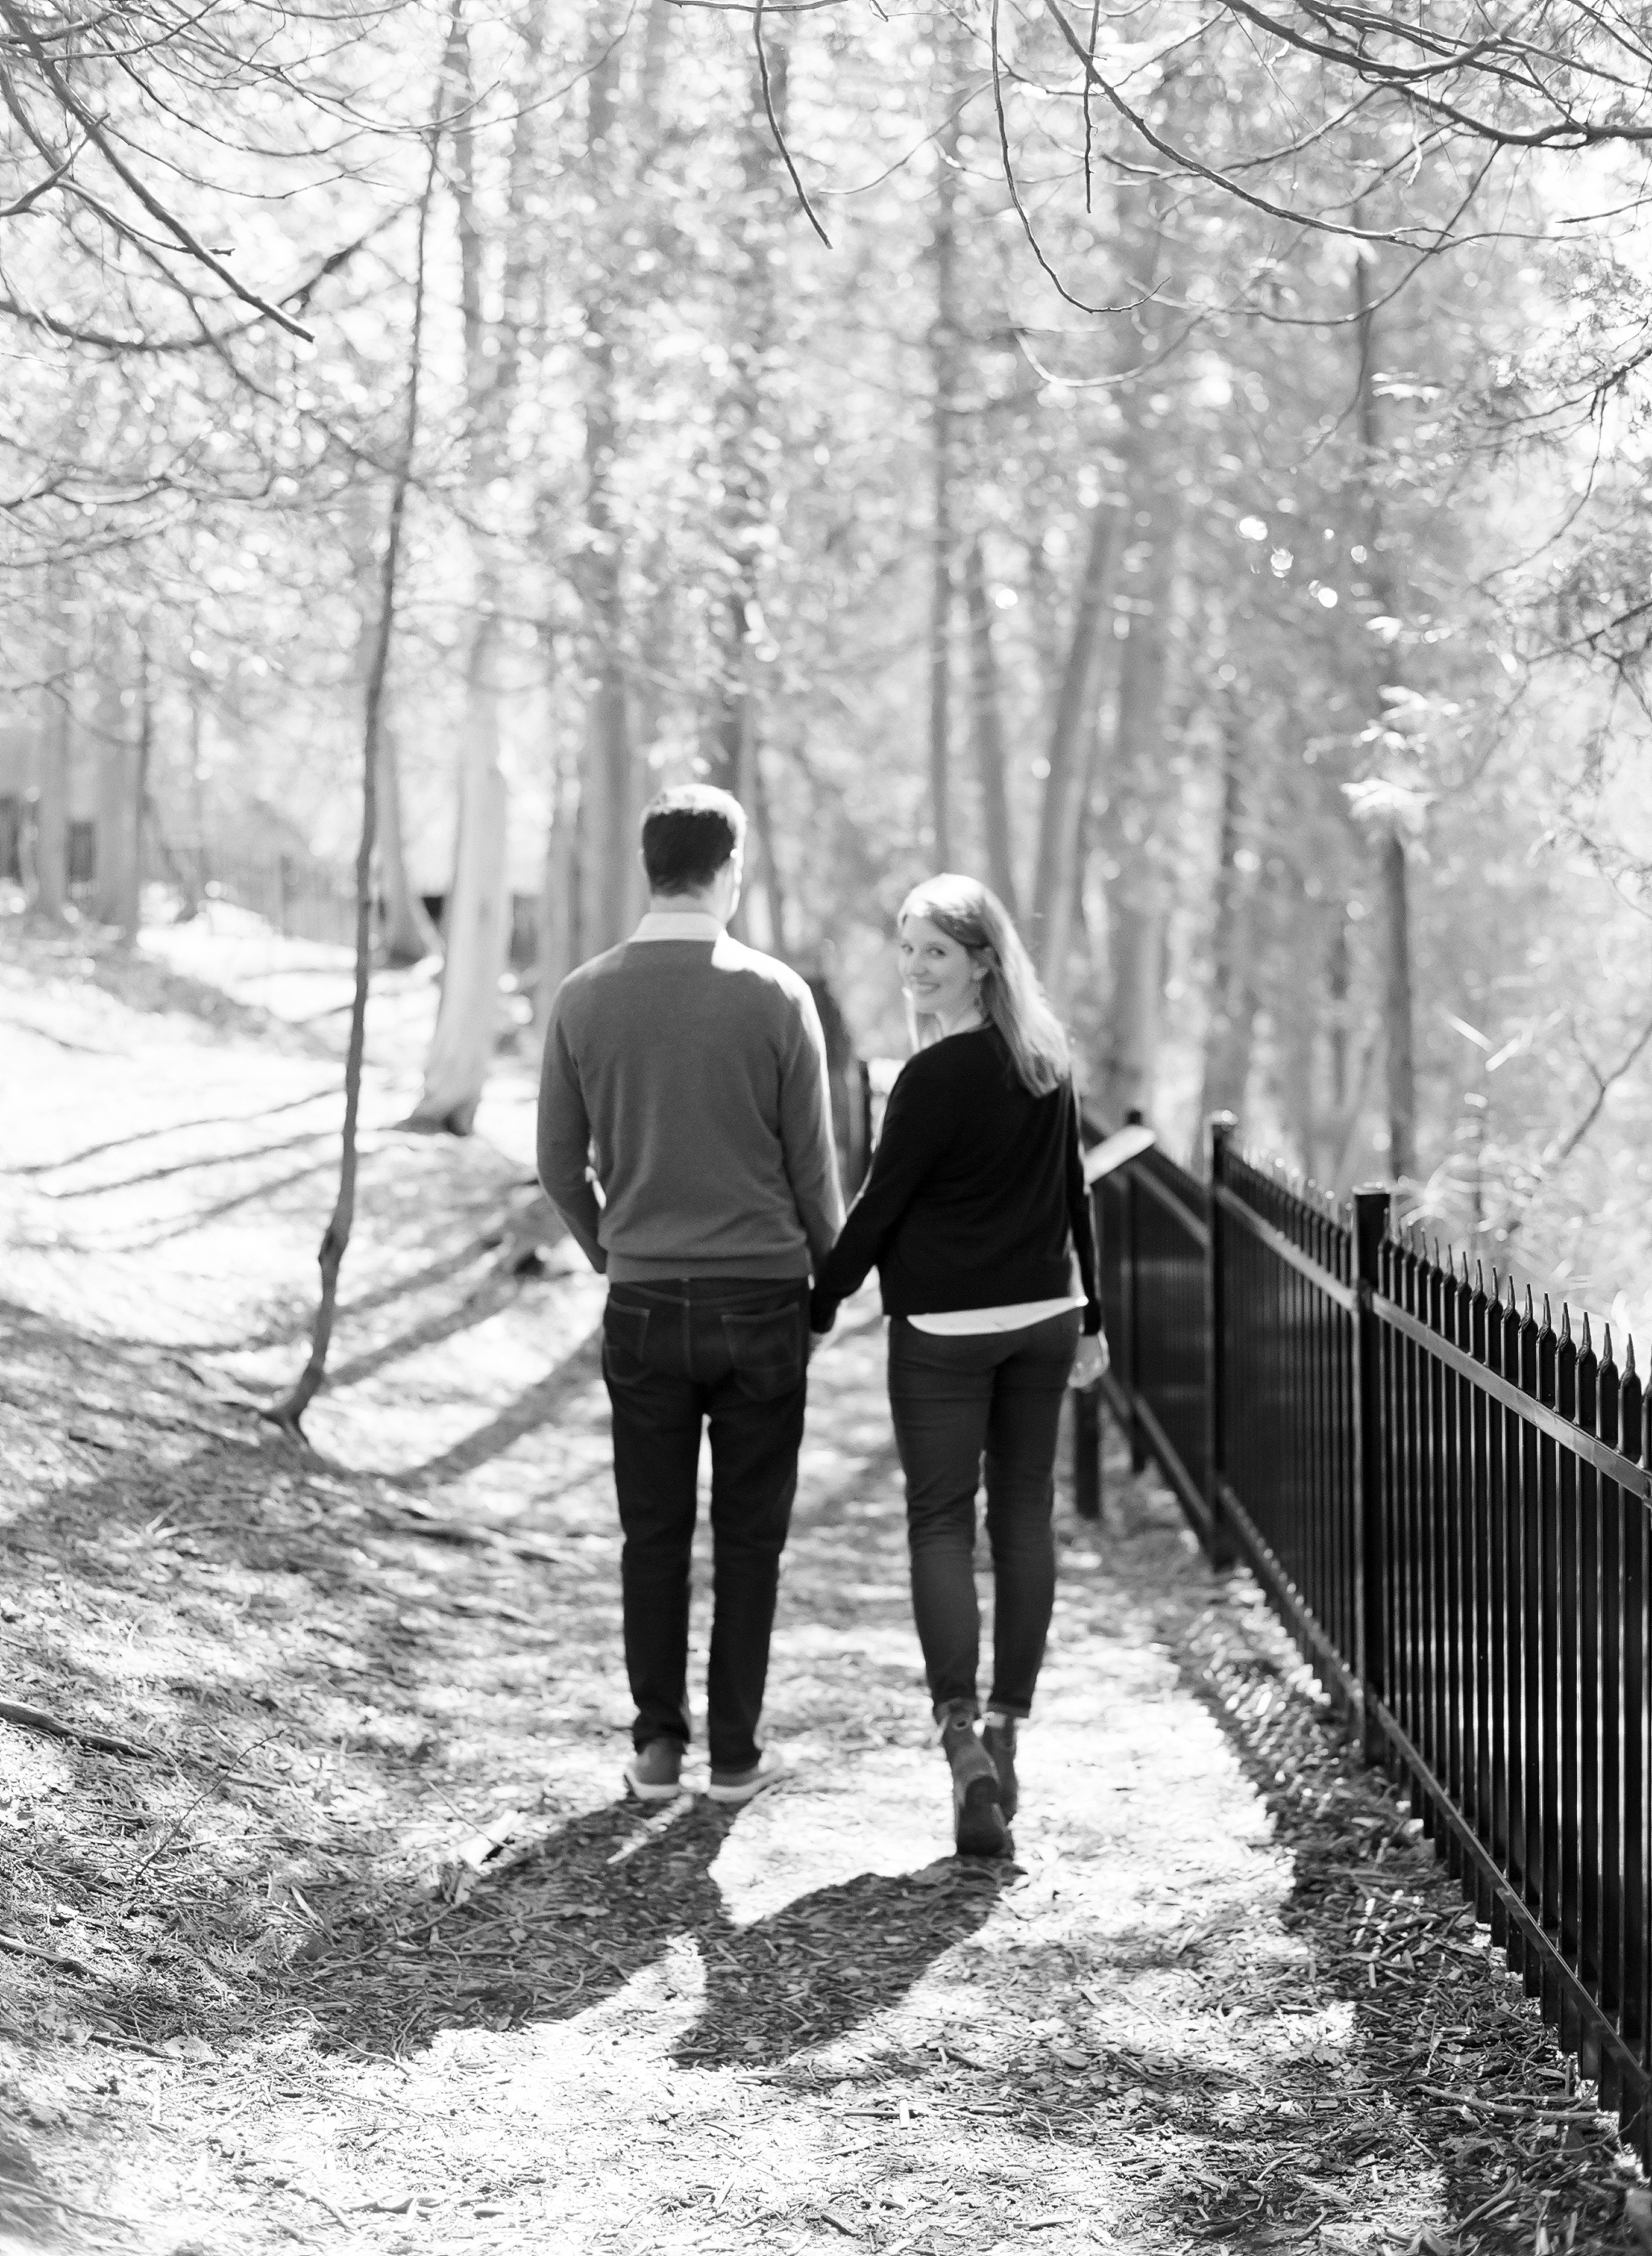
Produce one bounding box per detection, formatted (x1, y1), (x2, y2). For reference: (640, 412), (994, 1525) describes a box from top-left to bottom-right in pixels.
(1087, 1110), (1652, 2162)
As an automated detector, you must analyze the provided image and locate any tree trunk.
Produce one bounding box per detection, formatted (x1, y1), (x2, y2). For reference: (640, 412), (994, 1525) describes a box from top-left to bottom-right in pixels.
(30, 562), (71, 921)
(707, 26), (793, 887)
(405, 17), (525, 1128)
(347, 488), (438, 967)
(1354, 243), (1417, 1183)
(928, 84), (960, 871)
(1095, 897), (1162, 1125)
(134, 645), (192, 912)
(534, 706), (581, 1053)
(751, 739), (788, 955)
(1379, 822), (1416, 1178)
(377, 716), (438, 966)
(1032, 191), (1167, 983)
(405, 615), (511, 1134)
(265, 104), (439, 1436)
(1078, 470), (1183, 1036)
(580, 659), (633, 953)
(1029, 497), (1122, 974)
(1197, 708), (1259, 1125)
(578, 15), (634, 956)
(962, 535), (1018, 917)
(94, 644), (140, 935)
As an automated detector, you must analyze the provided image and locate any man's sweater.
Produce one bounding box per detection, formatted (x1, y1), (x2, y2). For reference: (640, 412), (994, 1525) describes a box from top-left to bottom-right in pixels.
(809, 1025), (1101, 1331)
(537, 928), (845, 1281)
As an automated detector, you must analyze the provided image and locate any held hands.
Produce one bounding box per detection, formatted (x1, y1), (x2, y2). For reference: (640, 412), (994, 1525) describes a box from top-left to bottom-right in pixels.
(1069, 1332), (1111, 1389)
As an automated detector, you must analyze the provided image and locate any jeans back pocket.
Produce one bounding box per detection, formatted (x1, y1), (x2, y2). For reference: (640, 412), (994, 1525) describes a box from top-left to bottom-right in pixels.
(721, 1306), (804, 1402)
(602, 1301), (652, 1384)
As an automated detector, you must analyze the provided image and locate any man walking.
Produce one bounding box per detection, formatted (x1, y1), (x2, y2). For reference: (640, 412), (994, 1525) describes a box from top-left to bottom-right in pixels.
(538, 786), (845, 1805)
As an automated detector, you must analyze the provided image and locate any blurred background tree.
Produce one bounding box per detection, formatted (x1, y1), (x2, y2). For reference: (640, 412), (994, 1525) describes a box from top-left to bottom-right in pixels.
(8, 0), (1652, 1322)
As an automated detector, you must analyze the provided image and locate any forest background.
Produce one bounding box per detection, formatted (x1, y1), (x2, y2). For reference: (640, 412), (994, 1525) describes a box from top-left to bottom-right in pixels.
(6, 0), (1652, 1330)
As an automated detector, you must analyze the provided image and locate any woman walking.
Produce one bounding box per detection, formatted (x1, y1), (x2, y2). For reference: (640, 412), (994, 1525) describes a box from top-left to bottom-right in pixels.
(810, 875), (1105, 1857)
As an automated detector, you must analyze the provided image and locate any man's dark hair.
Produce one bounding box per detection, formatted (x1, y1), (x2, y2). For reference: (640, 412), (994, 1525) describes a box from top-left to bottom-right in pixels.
(640, 785), (746, 896)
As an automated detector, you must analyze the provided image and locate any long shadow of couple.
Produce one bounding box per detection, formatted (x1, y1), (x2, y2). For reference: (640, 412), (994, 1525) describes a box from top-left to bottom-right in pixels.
(294, 1792), (1010, 2069)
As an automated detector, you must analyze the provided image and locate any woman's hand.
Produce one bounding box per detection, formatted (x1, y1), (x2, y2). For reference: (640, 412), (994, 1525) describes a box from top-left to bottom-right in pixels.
(1069, 1332), (1111, 1389)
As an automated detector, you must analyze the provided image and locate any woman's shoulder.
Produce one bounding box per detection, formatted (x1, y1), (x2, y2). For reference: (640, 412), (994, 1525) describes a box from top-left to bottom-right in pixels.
(896, 1027), (999, 1083)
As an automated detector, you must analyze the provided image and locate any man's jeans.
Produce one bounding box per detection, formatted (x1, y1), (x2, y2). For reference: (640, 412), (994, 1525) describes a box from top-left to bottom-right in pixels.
(886, 1310), (1081, 1720)
(603, 1276), (810, 1773)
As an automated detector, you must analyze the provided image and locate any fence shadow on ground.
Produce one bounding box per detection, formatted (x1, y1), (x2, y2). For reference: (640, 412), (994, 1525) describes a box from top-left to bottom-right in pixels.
(1116, 1468), (1633, 2254)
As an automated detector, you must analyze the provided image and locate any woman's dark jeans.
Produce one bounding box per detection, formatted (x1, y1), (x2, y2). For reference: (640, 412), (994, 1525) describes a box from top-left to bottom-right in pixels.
(887, 1310), (1081, 1720)
(603, 1276), (810, 1773)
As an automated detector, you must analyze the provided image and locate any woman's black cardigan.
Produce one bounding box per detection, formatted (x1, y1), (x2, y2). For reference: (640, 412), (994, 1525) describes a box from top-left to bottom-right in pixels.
(810, 1025), (1100, 1335)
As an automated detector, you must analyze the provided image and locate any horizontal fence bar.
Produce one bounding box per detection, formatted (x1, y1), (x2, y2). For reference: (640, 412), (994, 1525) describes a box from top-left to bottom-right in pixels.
(1375, 1294), (1652, 1505)
(1134, 1164), (1209, 1250)
(1212, 1182), (1357, 1314)
(1135, 1389), (1220, 1551)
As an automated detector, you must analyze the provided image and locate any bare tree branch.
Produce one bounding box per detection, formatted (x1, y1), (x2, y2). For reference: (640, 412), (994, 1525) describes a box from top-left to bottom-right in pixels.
(753, 0), (830, 244)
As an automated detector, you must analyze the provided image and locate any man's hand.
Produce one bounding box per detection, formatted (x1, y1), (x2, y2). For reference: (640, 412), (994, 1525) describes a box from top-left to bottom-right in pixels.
(1070, 1332), (1110, 1389)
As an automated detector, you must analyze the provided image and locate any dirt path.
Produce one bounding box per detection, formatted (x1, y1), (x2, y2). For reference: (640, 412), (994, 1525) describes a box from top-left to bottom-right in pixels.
(0, 921), (1642, 2255)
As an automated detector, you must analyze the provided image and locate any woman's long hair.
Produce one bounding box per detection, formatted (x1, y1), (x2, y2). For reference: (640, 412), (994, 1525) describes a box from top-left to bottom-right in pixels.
(899, 873), (1070, 1097)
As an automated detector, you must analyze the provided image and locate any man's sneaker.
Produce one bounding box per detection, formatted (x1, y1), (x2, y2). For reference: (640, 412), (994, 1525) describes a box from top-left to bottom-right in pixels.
(982, 1711), (1019, 1822)
(707, 1750), (787, 1805)
(624, 1739), (686, 1804)
(937, 1701), (1009, 1859)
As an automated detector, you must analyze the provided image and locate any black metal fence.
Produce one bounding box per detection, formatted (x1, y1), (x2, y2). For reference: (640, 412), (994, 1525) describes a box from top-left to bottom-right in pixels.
(1088, 1112), (1652, 2161)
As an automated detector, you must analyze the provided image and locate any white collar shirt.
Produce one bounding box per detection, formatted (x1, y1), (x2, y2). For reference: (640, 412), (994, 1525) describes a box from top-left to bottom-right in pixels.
(630, 910), (726, 943)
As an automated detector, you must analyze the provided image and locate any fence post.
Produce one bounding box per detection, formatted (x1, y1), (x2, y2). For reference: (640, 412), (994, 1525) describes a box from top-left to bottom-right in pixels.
(1206, 1113), (1237, 1565)
(1354, 1184), (1392, 1767)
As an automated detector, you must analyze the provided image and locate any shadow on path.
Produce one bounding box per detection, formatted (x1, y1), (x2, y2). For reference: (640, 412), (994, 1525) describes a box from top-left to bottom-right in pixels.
(110, 1158), (340, 1250)
(220, 1234), (499, 1355)
(390, 1326), (605, 1488)
(38, 1126), (336, 1200)
(321, 1272), (526, 1394)
(4, 1084), (340, 1177)
(290, 1796), (1007, 2069)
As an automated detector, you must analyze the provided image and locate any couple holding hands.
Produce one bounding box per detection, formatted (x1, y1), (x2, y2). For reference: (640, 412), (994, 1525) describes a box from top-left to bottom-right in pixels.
(538, 785), (1106, 1858)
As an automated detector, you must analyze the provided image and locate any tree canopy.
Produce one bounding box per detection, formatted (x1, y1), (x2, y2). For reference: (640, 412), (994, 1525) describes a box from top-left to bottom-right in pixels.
(7, 0), (1652, 1320)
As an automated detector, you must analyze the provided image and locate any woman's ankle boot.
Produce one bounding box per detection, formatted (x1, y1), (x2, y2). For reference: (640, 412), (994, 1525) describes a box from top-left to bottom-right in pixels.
(981, 1711), (1019, 1822)
(937, 1700), (1008, 1858)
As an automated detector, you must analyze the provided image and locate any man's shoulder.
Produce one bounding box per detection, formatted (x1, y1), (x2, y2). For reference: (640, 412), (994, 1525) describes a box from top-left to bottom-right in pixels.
(552, 936), (814, 1036)
(555, 940), (636, 998)
(547, 945), (634, 1039)
(709, 937), (817, 1017)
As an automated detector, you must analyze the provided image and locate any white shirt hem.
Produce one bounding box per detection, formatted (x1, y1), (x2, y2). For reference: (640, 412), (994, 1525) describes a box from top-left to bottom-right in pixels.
(907, 1295), (1086, 1337)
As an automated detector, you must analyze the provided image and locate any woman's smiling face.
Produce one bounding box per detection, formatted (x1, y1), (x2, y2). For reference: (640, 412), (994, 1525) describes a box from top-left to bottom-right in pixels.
(899, 914), (982, 1025)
